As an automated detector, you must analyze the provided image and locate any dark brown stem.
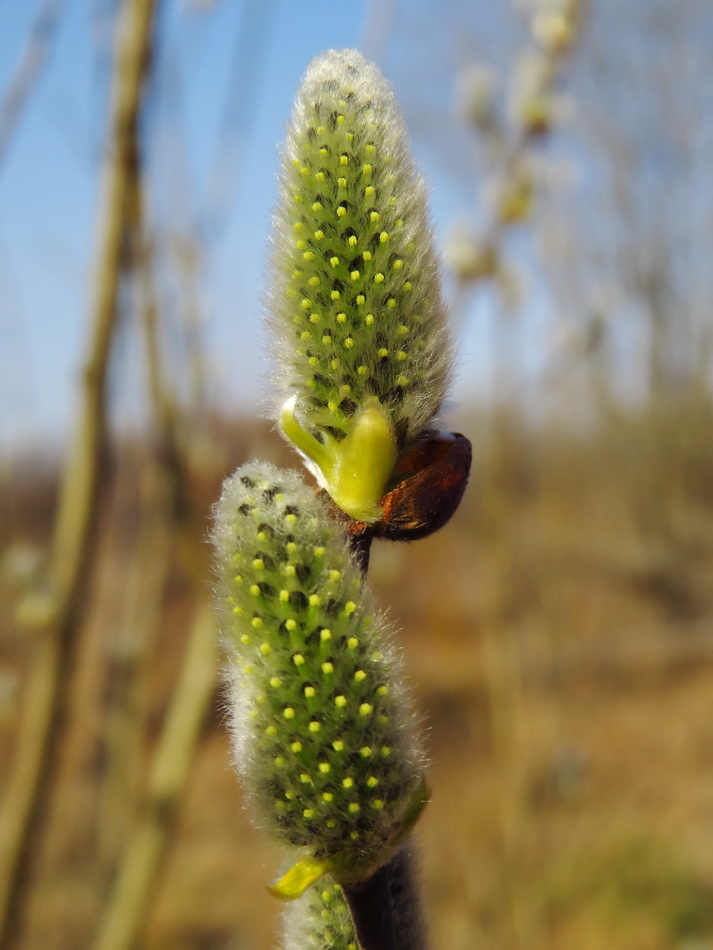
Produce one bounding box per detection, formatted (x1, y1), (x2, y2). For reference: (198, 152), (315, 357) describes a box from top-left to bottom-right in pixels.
(342, 844), (429, 950)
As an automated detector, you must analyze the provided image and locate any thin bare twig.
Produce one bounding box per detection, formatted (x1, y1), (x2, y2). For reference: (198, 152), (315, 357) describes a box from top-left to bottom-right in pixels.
(0, 0), (159, 942)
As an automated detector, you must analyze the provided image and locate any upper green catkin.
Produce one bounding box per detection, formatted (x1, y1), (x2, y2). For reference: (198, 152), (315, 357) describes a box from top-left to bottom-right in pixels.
(211, 462), (424, 878)
(268, 49), (451, 523)
(282, 881), (358, 950)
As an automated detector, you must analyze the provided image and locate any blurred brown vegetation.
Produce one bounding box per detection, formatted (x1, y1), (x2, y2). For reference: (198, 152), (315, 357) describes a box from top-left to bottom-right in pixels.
(3, 399), (713, 950)
(2, 1), (713, 949)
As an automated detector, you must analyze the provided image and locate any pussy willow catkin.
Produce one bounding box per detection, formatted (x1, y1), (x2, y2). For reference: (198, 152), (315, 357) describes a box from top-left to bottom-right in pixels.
(211, 462), (424, 880)
(269, 49), (451, 523)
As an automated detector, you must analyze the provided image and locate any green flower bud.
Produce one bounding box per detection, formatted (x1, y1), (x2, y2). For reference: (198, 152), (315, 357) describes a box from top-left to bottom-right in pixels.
(211, 462), (425, 881)
(268, 49), (451, 523)
(282, 880), (357, 950)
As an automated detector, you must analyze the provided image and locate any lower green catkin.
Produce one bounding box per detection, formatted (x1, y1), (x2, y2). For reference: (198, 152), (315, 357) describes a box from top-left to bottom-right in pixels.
(211, 462), (425, 880)
(282, 880), (358, 950)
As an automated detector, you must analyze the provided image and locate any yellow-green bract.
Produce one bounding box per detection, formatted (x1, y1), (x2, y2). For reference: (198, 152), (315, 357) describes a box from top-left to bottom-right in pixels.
(211, 462), (425, 880)
(267, 50), (450, 523)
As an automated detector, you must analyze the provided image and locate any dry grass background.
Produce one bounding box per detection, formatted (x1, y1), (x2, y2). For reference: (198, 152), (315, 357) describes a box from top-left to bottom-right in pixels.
(2, 396), (713, 950)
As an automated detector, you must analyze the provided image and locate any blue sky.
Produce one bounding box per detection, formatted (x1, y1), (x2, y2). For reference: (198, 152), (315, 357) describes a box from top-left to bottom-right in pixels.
(0, 0), (551, 453)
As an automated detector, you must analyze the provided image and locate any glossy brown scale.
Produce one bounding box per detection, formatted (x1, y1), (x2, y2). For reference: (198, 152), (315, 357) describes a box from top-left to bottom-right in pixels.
(320, 430), (472, 572)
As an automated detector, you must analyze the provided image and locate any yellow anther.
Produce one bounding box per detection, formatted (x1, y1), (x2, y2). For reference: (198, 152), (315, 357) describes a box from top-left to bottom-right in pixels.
(312, 201), (323, 211)
(362, 250), (372, 261)
(348, 803), (360, 813)
(379, 232), (389, 243)
(232, 605), (244, 616)
(283, 707), (295, 719)
(344, 601), (357, 613)
(331, 290), (341, 300)
(303, 251), (314, 261)
(318, 762), (331, 774)
(344, 338), (354, 348)
(314, 229), (325, 240)
(374, 273), (385, 283)
(354, 670), (367, 682)
(328, 570), (341, 581)
(266, 724), (277, 736)
(396, 375), (408, 386)
(291, 741), (302, 752)
(320, 628), (332, 641)
(300, 331), (311, 342)
(259, 643), (272, 656)
(377, 348), (389, 358)
(365, 185), (375, 197)
(351, 270), (360, 281)
(365, 314), (374, 326)
(396, 351), (407, 361)
(299, 167), (309, 176)
(339, 154), (348, 165)
(308, 276), (320, 286)
(322, 791), (333, 802)
(359, 703), (373, 717)
(348, 235), (357, 246)
(240, 633), (251, 645)
(314, 546), (325, 556)
(370, 211), (380, 223)
(336, 312), (347, 323)
(356, 294), (365, 304)
(336, 206), (346, 218)
(274, 756), (286, 767)
(293, 653), (305, 666)
(397, 324), (408, 335)
(388, 196), (397, 206)
(285, 618), (297, 631)
(393, 259), (403, 269)
(322, 335), (333, 346)
(286, 513), (297, 525)
(332, 740), (345, 752)
(380, 746), (391, 757)
(362, 163), (372, 174)
(330, 256), (340, 267)
(251, 617), (263, 629)
(337, 115), (345, 126)
(309, 313), (320, 323)
(372, 799), (384, 810)
(342, 777), (354, 789)
(308, 594), (321, 607)
(377, 685), (389, 696)
(360, 746), (372, 757)
(309, 720), (321, 732)
(403, 281), (412, 290)
(396, 218), (404, 227)
(292, 158), (300, 167)
(387, 299), (396, 309)
(300, 772), (311, 783)
(338, 177), (347, 188)
(319, 148), (328, 158)
(347, 636), (359, 649)
(304, 685), (316, 698)
(250, 583), (260, 596)
(294, 223), (304, 232)
(252, 558), (264, 570)
(331, 359), (340, 369)
(365, 144), (375, 155)
(357, 365), (368, 376)
(316, 171), (326, 182)
(286, 541), (298, 553)
(335, 694), (347, 707)
(269, 676), (281, 688)
(303, 808), (314, 818)
(322, 662), (334, 674)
